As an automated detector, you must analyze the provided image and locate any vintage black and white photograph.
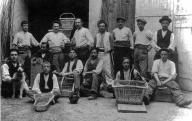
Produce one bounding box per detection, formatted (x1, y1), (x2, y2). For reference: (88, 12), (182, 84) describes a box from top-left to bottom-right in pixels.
(0, 0), (192, 121)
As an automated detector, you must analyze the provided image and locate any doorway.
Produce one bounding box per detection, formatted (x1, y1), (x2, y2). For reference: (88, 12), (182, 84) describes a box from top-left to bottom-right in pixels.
(25, 0), (89, 41)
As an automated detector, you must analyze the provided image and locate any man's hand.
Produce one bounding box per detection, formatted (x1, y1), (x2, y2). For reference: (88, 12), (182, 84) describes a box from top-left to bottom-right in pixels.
(157, 81), (162, 86)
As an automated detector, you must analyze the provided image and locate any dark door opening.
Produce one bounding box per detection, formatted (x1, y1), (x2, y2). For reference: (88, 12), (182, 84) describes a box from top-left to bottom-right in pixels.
(25, 0), (89, 42)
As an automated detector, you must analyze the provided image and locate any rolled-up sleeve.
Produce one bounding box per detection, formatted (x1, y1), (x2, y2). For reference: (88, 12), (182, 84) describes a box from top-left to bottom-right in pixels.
(32, 73), (41, 94)
(151, 60), (159, 75)
(168, 33), (175, 51)
(30, 34), (39, 46)
(85, 29), (94, 47)
(40, 34), (49, 44)
(92, 59), (103, 74)
(170, 61), (176, 76)
(1, 64), (11, 82)
(73, 60), (83, 73)
(51, 74), (60, 92)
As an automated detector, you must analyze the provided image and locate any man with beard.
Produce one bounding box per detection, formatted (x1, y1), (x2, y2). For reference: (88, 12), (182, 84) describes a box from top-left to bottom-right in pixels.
(80, 48), (104, 100)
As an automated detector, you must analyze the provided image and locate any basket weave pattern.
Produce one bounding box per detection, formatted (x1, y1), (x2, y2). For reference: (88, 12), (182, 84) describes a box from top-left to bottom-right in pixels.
(113, 80), (148, 105)
(60, 77), (74, 97)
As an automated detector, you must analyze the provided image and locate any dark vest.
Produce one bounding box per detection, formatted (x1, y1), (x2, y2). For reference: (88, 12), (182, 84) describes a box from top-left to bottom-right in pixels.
(86, 58), (100, 71)
(6, 61), (19, 77)
(39, 72), (53, 93)
(66, 59), (78, 72)
(120, 68), (134, 80)
(157, 29), (172, 48)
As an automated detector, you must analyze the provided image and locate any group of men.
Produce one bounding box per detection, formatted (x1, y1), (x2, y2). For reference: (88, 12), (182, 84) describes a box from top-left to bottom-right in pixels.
(1, 15), (192, 108)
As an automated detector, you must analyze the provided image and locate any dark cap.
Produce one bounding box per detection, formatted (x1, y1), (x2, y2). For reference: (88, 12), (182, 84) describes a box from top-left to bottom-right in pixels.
(116, 17), (126, 22)
(159, 16), (172, 23)
(136, 18), (147, 24)
(159, 48), (169, 54)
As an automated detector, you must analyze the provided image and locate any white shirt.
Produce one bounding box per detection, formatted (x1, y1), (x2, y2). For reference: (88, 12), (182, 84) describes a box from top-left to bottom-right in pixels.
(41, 32), (69, 52)
(61, 59), (83, 74)
(13, 31), (39, 47)
(113, 27), (134, 48)
(152, 30), (175, 51)
(152, 59), (176, 78)
(72, 27), (94, 47)
(1, 63), (13, 82)
(32, 73), (59, 94)
(133, 29), (153, 45)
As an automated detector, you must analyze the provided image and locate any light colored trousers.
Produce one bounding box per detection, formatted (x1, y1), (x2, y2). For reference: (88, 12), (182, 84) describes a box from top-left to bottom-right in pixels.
(98, 52), (113, 85)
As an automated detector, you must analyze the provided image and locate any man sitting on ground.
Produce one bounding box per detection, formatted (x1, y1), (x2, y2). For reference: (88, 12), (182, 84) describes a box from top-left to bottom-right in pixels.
(54, 48), (83, 95)
(80, 47), (104, 100)
(28, 61), (60, 102)
(145, 49), (192, 108)
(1, 49), (29, 98)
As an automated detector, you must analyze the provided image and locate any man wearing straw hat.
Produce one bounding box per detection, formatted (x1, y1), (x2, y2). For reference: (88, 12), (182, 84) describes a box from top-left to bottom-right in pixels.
(41, 20), (70, 72)
(112, 17), (134, 74)
(133, 18), (153, 79)
(152, 16), (176, 61)
(72, 18), (94, 65)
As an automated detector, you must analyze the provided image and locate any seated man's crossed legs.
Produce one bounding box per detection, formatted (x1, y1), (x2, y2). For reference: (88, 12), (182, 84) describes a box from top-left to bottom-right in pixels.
(145, 77), (192, 108)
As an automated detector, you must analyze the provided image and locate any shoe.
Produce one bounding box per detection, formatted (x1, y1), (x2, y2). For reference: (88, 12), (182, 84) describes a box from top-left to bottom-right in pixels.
(143, 96), (150, 105)
(180, 100), (192, 108)
(88, 94), (97, 100)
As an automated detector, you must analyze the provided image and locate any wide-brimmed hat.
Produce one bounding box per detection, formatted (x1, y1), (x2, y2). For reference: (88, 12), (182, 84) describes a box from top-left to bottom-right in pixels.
(159, 16), (172, 23)
(116, 16), (126, 22)
(136, 18), (147, 24)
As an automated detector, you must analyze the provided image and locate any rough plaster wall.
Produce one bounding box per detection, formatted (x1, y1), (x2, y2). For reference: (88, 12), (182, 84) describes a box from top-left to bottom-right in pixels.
(12, 0), (28, 42)
(89, 0), (102, 36)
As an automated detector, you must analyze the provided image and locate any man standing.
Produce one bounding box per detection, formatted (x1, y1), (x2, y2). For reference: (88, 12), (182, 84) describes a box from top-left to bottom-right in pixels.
(12, 20), (39, 82)
(54, 48), (83, 95)
(95, 20), (114, 86)
(81, 48), (104, 100)
(152, 16), (175, 60)
(145, 49), (192, 108)
(1, 49), (29, 98)
(112, 17), (134, 74)
(41, 20), (70, 72)
(72, 18), (94, 65)
(12, 20), (39, 64)
(133, 18), (153, 78)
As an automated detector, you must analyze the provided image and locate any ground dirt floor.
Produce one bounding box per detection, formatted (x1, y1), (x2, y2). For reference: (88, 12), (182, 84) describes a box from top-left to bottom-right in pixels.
(1, 91), (192, 121)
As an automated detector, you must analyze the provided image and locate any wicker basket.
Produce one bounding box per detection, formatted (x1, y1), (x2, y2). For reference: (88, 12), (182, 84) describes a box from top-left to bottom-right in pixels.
(33, 93), (55, 112)
(60, 77), (74, 97)
(113, 80), (148, 105)
(59, 13), (75, 30)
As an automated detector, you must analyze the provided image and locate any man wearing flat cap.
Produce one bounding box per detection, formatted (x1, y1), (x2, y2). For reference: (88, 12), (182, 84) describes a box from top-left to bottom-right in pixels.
(112, 17), (134, 74)
(133, 18), (153, 78)
(152, 16), (175, 60)
(143, 48), (192, 108)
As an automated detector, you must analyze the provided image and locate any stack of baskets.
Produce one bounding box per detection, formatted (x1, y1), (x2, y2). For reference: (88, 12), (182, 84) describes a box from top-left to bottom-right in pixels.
(60, 77), (74, 97)
(113, 80), (148, 105)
